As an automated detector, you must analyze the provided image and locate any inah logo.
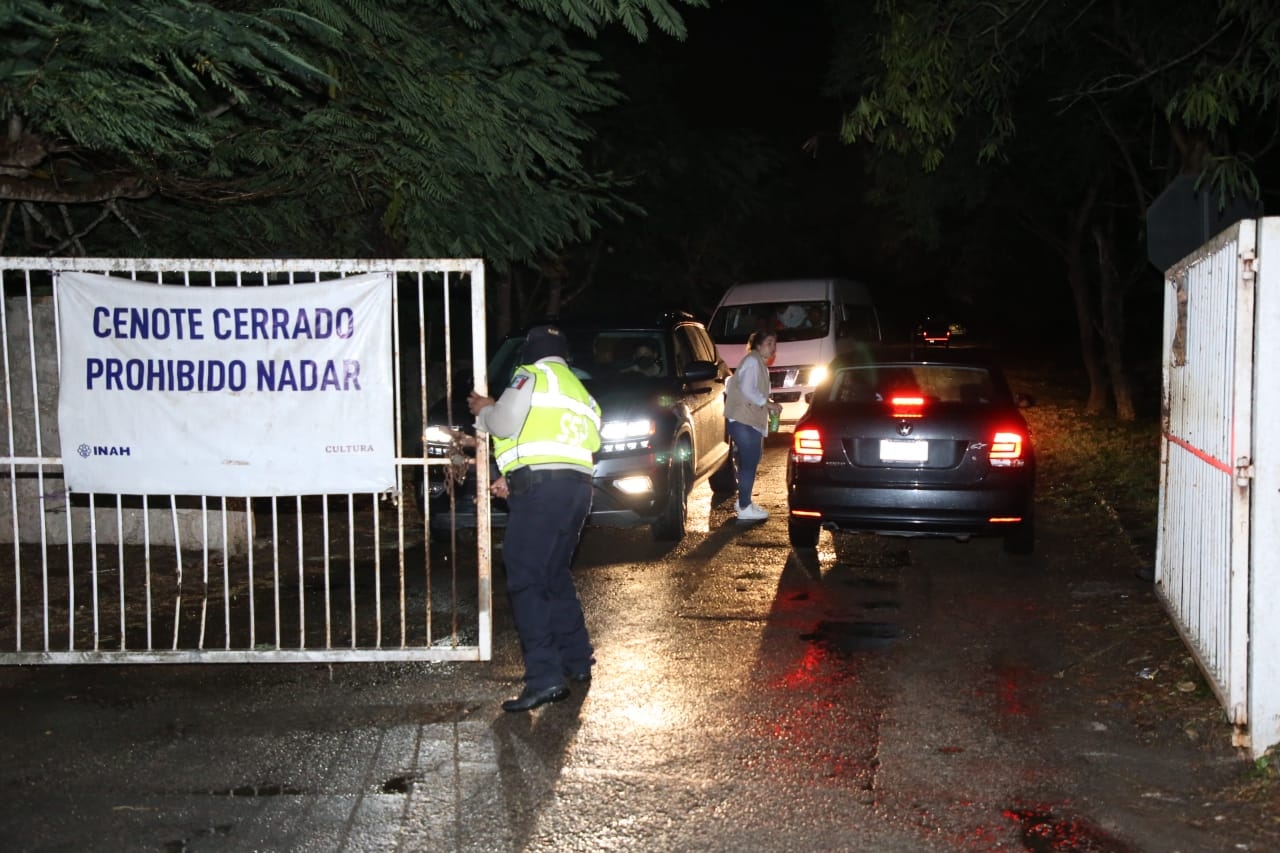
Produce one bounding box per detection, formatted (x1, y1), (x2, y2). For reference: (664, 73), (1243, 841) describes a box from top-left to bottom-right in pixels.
(77, 443), (131, 458)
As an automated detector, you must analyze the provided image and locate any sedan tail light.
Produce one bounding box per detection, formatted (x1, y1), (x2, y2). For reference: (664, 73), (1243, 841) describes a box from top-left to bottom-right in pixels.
(989, 430), (1027, 467)
(792, 427), (823, 463)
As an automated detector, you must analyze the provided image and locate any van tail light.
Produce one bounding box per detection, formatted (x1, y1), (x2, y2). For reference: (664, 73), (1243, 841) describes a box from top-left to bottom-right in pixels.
(989, 430), (1026, 467)
(792, 427), (823, 463)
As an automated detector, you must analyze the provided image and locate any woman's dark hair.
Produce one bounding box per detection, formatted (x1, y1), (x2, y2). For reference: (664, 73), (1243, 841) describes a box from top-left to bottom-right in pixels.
(746, 329), (776, 351)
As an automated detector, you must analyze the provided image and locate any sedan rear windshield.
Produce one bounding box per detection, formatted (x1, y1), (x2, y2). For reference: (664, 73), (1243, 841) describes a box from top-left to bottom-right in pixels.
(824, 364), (1004, 405)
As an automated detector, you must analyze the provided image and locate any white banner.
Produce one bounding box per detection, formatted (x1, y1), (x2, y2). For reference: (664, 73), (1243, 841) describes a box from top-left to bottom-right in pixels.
(56, 271), (396, 496)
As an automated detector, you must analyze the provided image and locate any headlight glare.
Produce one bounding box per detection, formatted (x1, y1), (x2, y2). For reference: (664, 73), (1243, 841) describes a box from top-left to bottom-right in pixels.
(599, 418), (655, 453)
(424, 425), (456, 446)
(601, 419), (655, 441)
(613, 476), (653, 495)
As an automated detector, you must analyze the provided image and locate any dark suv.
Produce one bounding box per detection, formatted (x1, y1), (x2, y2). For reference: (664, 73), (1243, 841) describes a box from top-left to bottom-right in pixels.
(419, 311), (736, 542)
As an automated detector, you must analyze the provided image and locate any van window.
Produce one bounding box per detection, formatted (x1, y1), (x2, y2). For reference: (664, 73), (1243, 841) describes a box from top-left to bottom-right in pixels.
(838, 304), (881, 341)
(710, 302), (831, 344)
(709, 304), (771, 344)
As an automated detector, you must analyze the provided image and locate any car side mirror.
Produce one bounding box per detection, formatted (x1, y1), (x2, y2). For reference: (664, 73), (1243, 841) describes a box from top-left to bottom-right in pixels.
(683, 360), (718, 382)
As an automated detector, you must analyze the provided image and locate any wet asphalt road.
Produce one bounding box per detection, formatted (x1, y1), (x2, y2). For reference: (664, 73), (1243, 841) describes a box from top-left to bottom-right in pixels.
(0, 437), (1265, 852)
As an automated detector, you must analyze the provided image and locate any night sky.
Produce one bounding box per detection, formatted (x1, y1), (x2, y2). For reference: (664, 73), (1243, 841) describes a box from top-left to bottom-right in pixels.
(677, 0), (834, 136)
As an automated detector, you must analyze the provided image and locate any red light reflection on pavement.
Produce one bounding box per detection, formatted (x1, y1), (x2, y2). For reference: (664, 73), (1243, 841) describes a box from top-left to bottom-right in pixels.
(976, 663), (1044, 717)
(776, 642), (827, 690)
(740, 630), (883, 791)
(1003, 806), (1142, 852)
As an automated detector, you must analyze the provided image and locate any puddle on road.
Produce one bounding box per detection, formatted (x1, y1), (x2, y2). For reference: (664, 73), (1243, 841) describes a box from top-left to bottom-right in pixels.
(1004, 807), (1141, 853)
(800, 620), (902, 652)
(837, 548), (912, 569)
(164, 823), (233, 851)
(381, 774), (420, 794)
(205, 784), (306, 797)
(837, 576), (899, 592)
(858, 599), (901, 611)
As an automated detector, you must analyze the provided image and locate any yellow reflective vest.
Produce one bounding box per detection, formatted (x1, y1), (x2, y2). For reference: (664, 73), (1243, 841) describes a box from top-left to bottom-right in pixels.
(493, 361), (602, 475)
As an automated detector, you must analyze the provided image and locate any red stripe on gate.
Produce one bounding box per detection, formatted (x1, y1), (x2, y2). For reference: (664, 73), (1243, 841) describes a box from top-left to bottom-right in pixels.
(1164, 432), (1233, 476)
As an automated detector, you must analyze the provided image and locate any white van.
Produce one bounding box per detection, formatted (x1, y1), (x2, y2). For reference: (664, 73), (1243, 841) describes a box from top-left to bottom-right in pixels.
(708, 278), (881, 425)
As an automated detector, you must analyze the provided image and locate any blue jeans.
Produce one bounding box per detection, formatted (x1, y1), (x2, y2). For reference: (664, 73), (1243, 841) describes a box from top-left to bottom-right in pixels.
(727, 419), (764, 510)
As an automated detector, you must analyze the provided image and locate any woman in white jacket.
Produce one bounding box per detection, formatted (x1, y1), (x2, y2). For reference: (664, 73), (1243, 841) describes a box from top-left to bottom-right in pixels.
(724, 330), (783, 521)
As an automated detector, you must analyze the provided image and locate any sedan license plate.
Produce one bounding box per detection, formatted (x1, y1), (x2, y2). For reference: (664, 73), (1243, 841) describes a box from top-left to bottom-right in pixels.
(880, 439), (928, 462)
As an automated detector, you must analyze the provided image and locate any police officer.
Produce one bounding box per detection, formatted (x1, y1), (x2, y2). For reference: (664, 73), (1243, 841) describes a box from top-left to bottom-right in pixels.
(467, 325), (602, 712)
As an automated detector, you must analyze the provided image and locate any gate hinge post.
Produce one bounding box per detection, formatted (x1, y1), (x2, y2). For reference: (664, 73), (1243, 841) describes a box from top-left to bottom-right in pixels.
(1236, 456), (1254, 487)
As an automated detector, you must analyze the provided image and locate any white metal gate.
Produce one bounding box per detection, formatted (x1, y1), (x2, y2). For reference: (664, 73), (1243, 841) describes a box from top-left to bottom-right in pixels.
(0, 257), (493, 664)
(1158, 223), (1254, 735)
(1157, 221), (1269, 751)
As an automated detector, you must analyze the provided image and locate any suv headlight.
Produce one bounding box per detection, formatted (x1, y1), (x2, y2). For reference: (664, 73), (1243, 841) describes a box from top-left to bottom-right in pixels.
(600, 418), (654, 452)
(423, 425), (457, 457)
(807, 364), (828, 387)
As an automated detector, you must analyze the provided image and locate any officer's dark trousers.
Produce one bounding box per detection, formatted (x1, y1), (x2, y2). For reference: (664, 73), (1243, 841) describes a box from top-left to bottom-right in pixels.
(502, 468), (594, 689)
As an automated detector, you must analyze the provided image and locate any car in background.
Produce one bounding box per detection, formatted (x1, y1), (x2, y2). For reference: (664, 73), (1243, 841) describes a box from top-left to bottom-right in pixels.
(419, 311), (737, 542)
(913, 316), (952, 348)
(786, 354), (1035, 553)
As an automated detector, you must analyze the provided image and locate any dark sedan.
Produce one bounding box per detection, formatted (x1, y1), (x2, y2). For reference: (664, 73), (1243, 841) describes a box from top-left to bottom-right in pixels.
(786, 356), (1035, 553)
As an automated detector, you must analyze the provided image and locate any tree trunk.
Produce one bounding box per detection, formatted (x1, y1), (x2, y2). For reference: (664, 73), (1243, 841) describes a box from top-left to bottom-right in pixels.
(545, 275), (564, 318)
(1066, 186), (1109, 414)
(492, 268), (513, 341)
(1093, 224), (1136, 420)
(1066, 250), (1109, 414)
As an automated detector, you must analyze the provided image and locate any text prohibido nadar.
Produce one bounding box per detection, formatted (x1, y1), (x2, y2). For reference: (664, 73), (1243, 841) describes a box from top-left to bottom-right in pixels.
(82, 304), (367, 392)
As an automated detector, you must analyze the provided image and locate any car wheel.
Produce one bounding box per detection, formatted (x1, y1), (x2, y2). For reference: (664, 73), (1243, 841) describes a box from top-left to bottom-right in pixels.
(788, 518), (820, 549)
(708, 450), (737, 493)
(1002, 508), (1035, 555)
(651, 459), (688, 542)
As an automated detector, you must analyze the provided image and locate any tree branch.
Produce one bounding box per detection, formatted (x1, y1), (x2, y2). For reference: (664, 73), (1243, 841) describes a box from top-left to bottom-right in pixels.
(1054, 22), (1233, 108)
(0, 174), (153, 204)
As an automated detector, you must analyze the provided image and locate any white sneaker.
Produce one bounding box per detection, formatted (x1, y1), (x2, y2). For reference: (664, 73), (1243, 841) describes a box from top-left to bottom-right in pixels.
(736, 502), (768, 522)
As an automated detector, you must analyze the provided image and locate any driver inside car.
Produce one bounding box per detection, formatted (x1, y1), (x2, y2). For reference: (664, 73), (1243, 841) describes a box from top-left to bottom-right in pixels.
(622, 342), (662, 377)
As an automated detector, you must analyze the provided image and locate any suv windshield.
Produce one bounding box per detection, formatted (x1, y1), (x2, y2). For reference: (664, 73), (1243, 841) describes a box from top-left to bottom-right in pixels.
(487, 328), (670, 386)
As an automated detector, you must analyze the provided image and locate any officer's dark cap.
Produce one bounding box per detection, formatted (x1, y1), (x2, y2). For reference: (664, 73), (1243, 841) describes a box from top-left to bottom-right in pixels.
(521, 324), (570, 362)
